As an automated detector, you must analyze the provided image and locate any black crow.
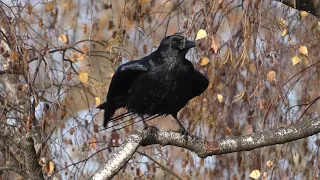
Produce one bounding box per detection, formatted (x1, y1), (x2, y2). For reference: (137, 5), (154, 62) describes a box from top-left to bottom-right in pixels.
(98, 34), (208, 135)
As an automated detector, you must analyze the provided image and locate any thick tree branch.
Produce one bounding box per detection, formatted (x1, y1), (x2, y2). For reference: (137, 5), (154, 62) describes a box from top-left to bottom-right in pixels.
(0, 165), (30, 179)
(0, 123), (44, 180)
(92, 116), (320, 179)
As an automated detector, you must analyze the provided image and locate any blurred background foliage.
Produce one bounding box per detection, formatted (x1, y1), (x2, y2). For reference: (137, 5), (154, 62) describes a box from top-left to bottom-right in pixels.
(0, 0), (319, 179)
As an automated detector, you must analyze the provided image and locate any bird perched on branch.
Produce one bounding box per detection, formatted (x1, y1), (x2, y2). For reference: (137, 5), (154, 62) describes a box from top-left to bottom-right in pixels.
(98, 34), (208, 135)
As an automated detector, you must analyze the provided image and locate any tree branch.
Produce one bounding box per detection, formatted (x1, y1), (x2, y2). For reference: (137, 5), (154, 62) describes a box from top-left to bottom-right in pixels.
(92, 116), (320, 179)
(0, 165), (30, 179)
(0, 123), (44, 180)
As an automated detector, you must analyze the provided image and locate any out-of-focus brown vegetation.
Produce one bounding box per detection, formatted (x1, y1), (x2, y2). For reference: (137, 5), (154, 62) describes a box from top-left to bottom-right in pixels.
(0, 0), (319, 179)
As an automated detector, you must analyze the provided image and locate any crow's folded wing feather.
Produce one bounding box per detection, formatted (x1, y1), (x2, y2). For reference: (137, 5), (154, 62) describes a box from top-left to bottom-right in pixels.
(190, 70), (209, 98)
(107, 60), (149, 101)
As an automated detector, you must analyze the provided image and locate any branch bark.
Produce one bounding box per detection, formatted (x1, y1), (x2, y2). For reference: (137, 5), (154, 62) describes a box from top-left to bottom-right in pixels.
(0, 123), (44, 180)
(0, 165), (30, 179)
(92, 116), (320, 180)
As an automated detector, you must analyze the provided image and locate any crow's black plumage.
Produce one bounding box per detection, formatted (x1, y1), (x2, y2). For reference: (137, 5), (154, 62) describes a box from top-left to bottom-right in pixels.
(98, 34), (208, 134)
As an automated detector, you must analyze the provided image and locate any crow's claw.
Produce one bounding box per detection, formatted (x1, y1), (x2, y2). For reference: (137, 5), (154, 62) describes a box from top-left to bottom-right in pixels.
(179, 127), (190, 138)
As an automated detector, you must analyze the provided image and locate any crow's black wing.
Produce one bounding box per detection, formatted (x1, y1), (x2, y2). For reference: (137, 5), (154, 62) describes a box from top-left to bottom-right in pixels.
(107, 60), (149, 101)
(98, 60), (149, 127)
(190, 70), (209, 98)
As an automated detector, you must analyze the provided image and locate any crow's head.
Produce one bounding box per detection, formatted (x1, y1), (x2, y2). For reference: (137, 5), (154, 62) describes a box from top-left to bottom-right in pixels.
(159, 35), (196, 54)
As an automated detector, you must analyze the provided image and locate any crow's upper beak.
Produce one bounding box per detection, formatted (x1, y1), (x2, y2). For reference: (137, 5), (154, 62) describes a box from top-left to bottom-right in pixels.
(182, 40), (196, 50)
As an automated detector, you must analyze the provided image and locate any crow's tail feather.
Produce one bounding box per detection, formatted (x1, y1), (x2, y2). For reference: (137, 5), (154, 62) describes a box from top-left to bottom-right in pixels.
(97, 102), (117, 128)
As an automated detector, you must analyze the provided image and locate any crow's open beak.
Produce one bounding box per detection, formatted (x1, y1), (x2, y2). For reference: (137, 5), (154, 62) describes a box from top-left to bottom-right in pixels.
(182, 40), (196, 50)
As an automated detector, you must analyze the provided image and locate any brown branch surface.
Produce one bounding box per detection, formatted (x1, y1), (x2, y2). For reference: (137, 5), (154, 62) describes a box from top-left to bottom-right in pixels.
(0, 123), (44, 180)
(92, 116), (320, 180)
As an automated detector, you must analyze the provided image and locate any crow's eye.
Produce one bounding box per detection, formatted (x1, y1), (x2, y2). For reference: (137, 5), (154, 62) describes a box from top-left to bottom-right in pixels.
(172, 40), (179, 45)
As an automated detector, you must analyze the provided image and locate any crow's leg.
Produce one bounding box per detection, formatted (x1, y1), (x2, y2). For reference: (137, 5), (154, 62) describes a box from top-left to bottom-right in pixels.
(140, 115), (150, 130)
(173, 115), (189, 136)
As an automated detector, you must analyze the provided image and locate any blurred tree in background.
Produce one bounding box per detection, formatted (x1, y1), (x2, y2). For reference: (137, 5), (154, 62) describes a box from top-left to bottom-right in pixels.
(0, 0), (319, 179)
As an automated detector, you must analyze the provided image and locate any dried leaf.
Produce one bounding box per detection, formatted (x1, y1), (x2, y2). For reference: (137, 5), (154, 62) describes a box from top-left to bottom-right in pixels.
(82, 44), (88, 55)
(249, 170), (261, 179)
(90, 137), (97, 150)
(70, 128), (75, 135)
(59, 34), (68, 43)
(108, 21), (114, 31)
(200, 57), (209, 66)
(225, 127), (232, 135)
(45, 1), (54, 12)
(281, 29), (287, 37)
(27, 3), (33, 15)
(267, 71), (276, 82)
(94, 124), (99, 133)
(266, 160), (273, 167)
(299, 46), (308, 56)
(217, 94), (223, 103)
(43, 160), (55, 175)
(67, 71), (72, 81)
(95, 97), (101, 106)
(11, 50), (19, 61)
(210, 35), (218, 53)
(143, 44), (147, 54)
(78, 72), (89, 83)
(61, 106), (67, 119)
(292, 153), (299, 167)
(292, 56), (301, 66)
(279, 18), (286, 27)
(83, 24), (87, 34)
(196, 29), (207, 40)
(38, 19), (43, 29)
(69, 50), (85, 62)
(259, 99), (264, 109)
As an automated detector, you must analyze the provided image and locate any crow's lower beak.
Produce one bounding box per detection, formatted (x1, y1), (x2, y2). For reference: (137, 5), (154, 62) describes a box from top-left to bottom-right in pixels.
(182, 40), (196, 49)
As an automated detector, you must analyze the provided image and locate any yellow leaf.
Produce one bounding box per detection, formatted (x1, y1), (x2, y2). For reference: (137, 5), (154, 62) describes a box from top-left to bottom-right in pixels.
(281, 29), (287, 37)
(90, 137), (97, 150)
(95, 97), (101, 106)
(266, 160), (273, 167)
(267, 71), (276, 82)
(300, 11), (308, 17)
(48, 161), (55, 175)
(292, 56), (301, 66)
(59, 34), (68, 43)
(292, 153), (299, 167)
(217, 83), (224, 90)
(249, 170), (261, 179)
(196, 29), (207, 40)
(78, 72), (88, 83)
(217, 94), (223, 103)
(299, 46), (308, 56)
(45, 1), (54, 12)
(279, 18), (286, 27)
(200, 57), (209, 66)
